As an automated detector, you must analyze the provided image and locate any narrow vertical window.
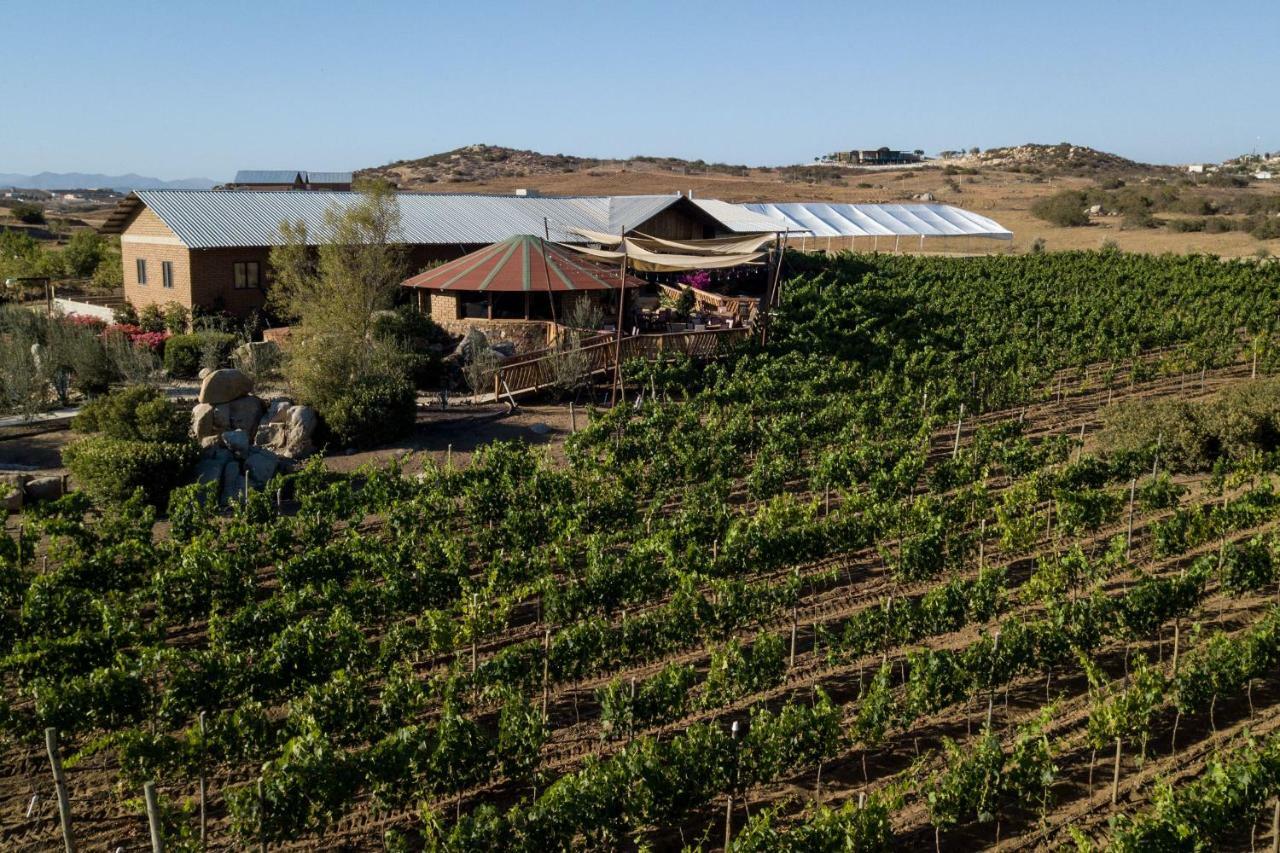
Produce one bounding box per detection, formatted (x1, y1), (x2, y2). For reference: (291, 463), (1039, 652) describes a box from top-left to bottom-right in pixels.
(162, 261), (173, 288)
(136, 258), (147, 285)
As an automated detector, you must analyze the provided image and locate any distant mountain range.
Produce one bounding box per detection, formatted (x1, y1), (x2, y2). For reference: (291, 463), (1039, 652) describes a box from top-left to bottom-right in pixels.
(0, 172), (217, 192)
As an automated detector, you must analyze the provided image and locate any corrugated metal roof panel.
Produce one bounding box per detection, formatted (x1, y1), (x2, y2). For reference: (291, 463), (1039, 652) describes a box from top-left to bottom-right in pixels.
(739, 202), (1012, 239)
(232, 170), (303, 185)
(127, 191), (752, 250)
(690, 198), (797, 233)
(306, 172), (353, 184)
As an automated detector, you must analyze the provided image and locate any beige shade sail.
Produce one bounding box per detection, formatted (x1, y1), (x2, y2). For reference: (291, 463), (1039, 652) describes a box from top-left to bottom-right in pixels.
(557, 240), (764, 272)
(569, 228), (777, 255)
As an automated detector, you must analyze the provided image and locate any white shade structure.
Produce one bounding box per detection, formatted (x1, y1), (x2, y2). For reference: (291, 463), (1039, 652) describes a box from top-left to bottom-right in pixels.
(738, 202), (1012, 241)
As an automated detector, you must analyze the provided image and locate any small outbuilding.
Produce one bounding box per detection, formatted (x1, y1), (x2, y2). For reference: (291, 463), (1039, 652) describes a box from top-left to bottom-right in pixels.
(403, 234), (647, 350)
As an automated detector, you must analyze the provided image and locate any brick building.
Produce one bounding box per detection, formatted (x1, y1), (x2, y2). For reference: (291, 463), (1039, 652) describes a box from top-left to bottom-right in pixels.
(98, 190), (786, 317)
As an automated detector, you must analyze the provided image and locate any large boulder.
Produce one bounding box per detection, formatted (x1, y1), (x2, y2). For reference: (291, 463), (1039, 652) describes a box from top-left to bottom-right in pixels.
(25, 476), (66, 502)
(199, 369), (254, 405)
(219, 460), (245, 505)
(281, 405), (317, 458)
(227, 395), (267, 438)
(191, 403), (219, 440)
(451, 330), (489, 363)
(2, 478), (22, 513)
(233, 341), (280, 374)
(245, 448), (281, 487)
(195, 448), (231, 485)
(212, 402), (232, 431)
(254, 422), (285, 450)
(222, 429), (251, 457)
(262, 398), (293, 426)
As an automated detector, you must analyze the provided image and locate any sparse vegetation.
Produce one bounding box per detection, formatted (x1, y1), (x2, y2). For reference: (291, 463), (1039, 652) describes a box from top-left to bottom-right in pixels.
(1031, 190), (1091, 227)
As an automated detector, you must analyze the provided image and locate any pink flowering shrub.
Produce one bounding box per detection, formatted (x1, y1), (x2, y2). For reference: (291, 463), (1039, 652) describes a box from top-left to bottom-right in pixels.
(102, 323), (170, 352)
(130, 331), (171, 351)
(105, 323), (144, 339)
(64, 314), (108, 331)
(679, 270), (711, 291)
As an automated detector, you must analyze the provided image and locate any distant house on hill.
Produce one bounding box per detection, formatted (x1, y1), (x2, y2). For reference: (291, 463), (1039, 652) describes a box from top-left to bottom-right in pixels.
(225, 170), (354, 191)
(828, 148), (924, 166)
(97, 190), (786, 316)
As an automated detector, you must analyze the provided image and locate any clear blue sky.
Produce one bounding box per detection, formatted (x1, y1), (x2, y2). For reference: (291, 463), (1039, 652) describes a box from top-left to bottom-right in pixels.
(5, 0), (1277, 179)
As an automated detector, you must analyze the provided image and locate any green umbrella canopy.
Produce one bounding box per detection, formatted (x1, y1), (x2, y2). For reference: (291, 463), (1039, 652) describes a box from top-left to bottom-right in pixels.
(402, 234), (646, 293)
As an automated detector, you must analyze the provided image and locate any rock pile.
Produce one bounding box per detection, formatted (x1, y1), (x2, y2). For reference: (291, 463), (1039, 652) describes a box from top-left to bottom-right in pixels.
(191, 368), (317, 503)
(2, 472), (67, 513)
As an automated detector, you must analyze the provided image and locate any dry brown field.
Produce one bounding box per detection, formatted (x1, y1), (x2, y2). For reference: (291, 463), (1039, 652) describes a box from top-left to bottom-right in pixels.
(394, 160), (1280, 257)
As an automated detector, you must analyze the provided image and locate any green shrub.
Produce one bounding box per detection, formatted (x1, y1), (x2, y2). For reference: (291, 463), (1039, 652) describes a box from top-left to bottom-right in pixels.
(138, 304), (165, 333)
(73, 385), (187, 443)
(113, 303), (139, 325)
(10, 202), (45, 224)
(64, 435), (198, 506)
(162, 302), (190, 334)
(1098, 378), (1280, 472)
(1030, 191), (1090, 227)
(163, 332), (238, 378)
(317, 373), (416, 449)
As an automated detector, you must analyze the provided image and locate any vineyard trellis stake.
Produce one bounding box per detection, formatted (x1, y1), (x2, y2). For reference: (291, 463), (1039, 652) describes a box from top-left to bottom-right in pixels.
(952, 404), (964, 458)
(199, 711), (207, 848)
(144, 781), (164, 853)
(1111, 736), (1123, 806)
(257, 778), (266, 853)
(45, 727), (75, 853)
(724, 720), (739, 851)
(1126, 478), (1137, 558)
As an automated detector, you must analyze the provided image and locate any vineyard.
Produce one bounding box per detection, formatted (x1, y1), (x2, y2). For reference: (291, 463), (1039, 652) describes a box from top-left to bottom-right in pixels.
(5, 249), (1280, 850)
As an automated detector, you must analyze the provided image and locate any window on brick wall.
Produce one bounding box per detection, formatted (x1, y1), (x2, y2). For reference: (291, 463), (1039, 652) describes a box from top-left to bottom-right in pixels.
(136, 258), (147, 285)
(162, 261), (174, 288)
(233, 262), (260, 289)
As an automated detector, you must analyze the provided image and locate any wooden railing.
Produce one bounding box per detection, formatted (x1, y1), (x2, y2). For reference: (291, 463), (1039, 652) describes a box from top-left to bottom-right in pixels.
(491, 326), (752, 398)
(656, 285), (759, 321)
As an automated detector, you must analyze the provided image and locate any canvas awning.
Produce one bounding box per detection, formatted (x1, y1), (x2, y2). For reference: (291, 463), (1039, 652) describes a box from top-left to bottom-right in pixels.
(569, 228), (777, 255)
(558, 238), (765, 272)
(401, 235), (645, 292)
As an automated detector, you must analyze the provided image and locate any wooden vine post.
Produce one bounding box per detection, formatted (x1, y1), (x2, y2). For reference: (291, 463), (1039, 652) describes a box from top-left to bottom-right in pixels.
(1111, 736), (1122, 806)
(724, 720), (739, 851)
(144, 781), (164, 853)
(986, 632), (1000, 728)
(952, 403), (965, 458)
(1271, 797), (1278, 853)
(198, 711), (207, 848)
(257, 778), (267, 853)
(541, 628), (551, 721)
(45, 727), (75, 853)
(1126, 478), (1137, 558)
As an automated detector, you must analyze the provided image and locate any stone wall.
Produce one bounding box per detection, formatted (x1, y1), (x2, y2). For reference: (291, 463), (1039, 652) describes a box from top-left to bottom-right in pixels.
(436, 319), (552, 354)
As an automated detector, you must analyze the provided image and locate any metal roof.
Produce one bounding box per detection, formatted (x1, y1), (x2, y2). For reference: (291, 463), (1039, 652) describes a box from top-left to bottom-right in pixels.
(305, 172), (353, 184)
(232, 170), (303, 185)
(103, 191), (782, 250)
(691, 199), (798, 233)
(403, 235), (645, 292)
(739, 202), (1013, 240)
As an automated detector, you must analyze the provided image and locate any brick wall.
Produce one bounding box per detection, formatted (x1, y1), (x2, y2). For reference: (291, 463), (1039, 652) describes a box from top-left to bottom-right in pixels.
(190, 247), (273, 314)
(428, 292), (458, 321)
(120, 208), (194, 311)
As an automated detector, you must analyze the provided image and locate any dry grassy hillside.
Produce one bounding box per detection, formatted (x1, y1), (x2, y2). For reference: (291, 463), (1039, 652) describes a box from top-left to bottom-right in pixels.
(360, 144), (1280, 257)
